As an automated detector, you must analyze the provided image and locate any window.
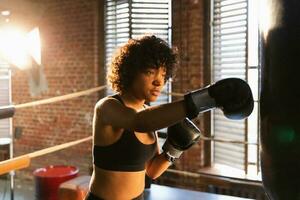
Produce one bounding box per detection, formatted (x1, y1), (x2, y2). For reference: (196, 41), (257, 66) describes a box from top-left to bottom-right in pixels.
(0, 59), (12, 143)
(211, 0), (260, 177)
(104, 0), (172, 108)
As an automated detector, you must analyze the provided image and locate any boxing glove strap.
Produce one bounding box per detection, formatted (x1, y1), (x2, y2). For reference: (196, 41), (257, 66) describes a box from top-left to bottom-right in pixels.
(184, 88), (216, 119)
(162, 139), (183, 159)
(163, 151), (176, 163)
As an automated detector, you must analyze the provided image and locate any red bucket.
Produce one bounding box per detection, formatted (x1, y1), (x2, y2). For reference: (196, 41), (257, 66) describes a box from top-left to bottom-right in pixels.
(33, 165), (79, 200)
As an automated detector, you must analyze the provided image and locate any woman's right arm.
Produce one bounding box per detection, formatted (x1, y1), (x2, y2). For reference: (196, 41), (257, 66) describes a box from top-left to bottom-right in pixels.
(96, 98), (187, 132)
(96, 78), (254, 132)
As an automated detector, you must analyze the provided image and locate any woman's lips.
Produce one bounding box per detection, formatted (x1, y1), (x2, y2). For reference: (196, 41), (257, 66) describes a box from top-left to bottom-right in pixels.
(150, 90), (160, 96)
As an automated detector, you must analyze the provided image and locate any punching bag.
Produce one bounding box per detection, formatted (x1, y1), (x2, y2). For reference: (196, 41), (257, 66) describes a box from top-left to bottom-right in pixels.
(260, 0), (300, 199)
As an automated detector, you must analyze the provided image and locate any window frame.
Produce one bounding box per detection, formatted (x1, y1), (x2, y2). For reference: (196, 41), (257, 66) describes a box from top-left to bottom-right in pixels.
(209, 0), (261, 178)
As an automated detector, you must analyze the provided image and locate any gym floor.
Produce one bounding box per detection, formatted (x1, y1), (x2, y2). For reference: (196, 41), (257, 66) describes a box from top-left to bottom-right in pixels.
(0, 178), (34, 200)
(0, 177), (255, 200)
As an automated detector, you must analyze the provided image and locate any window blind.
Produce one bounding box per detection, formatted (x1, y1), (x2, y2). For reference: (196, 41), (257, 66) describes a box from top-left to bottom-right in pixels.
(212, 0), (248, 171)
(0, 60), (11, 139)
(105, 0), (172, 106)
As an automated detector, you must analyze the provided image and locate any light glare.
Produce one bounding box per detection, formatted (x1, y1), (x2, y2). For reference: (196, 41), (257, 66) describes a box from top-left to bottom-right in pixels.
(0, 26), (41, 69)
(26, 28), (41, 65)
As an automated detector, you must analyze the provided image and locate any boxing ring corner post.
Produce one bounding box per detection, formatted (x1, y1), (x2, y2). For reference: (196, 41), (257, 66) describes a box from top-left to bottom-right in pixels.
(0, 105), (15, 120)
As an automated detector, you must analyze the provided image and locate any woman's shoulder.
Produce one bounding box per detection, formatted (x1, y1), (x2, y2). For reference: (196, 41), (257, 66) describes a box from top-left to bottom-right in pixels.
(94, 94), (137, 129)
(95, 95), (124, 112)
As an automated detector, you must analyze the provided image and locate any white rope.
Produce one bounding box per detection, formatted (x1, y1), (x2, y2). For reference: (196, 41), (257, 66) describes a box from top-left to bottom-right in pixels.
(15, 85), (107, 109)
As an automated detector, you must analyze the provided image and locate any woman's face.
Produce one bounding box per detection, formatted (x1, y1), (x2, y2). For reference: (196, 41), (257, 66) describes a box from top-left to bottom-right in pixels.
(130, 67), (167, 102)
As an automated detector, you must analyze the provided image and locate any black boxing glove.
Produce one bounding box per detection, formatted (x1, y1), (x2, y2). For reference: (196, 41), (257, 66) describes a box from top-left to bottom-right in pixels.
(184, 78), (254, 120)
(162, 118), (201, 163)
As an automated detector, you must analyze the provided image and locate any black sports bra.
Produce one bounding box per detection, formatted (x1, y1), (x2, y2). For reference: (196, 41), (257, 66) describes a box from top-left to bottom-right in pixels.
(93, 94), (157, 171)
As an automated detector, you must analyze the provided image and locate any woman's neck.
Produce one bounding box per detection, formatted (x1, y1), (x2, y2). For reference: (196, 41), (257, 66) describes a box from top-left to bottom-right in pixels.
(119, 92), (145, 110)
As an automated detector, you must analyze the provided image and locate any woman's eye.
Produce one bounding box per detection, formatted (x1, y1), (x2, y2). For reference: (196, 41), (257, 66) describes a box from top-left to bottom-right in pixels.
(146, 70), (154, 75)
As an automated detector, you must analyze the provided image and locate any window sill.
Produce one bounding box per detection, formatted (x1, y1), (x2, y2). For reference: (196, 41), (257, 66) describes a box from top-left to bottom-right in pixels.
(198, 164), (262, 183)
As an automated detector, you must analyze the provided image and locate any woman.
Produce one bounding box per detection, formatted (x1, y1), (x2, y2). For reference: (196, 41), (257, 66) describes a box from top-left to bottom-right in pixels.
(86, 35), (187, 200)
(85, 35), (254, 200)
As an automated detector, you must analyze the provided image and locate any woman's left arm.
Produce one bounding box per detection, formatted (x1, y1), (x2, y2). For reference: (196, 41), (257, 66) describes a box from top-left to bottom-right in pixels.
(145, 118), (201, 179)
(145, 133), (172, 180)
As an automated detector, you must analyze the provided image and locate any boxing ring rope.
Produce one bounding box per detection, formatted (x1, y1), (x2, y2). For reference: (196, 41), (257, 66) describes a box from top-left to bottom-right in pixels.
(15, 85), (107, 109)
(0, 136), (92, 175)
(0, 84), (258, 175)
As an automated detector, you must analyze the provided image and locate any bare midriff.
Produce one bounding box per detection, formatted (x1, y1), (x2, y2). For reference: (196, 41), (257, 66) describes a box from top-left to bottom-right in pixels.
(89, 166), (145, 200)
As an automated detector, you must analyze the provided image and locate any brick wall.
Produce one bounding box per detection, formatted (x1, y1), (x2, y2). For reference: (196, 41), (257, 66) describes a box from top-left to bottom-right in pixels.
(12, 0), (103, 180)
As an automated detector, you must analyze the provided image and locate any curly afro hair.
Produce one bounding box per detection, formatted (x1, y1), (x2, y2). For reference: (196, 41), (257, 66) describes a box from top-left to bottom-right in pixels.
(107, 35), (178, 93)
